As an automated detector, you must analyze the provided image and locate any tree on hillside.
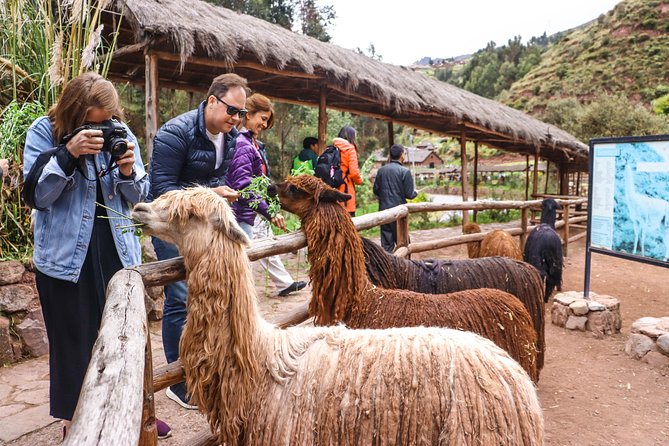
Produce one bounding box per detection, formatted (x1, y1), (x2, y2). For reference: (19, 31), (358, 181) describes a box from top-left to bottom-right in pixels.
(577, 94), (669, 140)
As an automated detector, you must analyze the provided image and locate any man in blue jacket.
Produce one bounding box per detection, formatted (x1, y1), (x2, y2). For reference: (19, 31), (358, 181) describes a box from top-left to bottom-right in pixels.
(373, 144), (417, 253)
(149, 73), (246, 410)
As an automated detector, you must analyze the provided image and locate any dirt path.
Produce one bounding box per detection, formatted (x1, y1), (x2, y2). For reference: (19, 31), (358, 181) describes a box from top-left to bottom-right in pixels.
(4, 226), (669, 445)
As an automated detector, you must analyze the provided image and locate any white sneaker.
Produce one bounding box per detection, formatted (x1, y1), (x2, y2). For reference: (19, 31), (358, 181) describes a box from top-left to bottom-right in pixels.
(166, 386), (198, 410)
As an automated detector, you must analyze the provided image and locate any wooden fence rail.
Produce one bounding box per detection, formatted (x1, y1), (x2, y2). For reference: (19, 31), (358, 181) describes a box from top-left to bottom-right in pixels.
(65, 197), (587, 445)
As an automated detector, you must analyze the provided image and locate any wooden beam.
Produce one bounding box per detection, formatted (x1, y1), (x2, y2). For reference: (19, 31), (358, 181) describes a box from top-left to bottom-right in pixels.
(144, 53), (159, 159)
(532, 151), (539, 197)
(544, 160), (551, 194)
(63, 270), (147, 446)
(525, 155), (530, 201)
(387, 121), (394, 147)
(138, 325), (157, 446)
(318, 86), (328, 152)
(152, 51), (322, 80)
(473, 141), (479, 221)
(559, 163), (569, 195)
(459, 129), (469, 225)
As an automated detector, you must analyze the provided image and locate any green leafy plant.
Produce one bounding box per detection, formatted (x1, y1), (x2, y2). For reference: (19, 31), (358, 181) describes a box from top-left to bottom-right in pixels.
(238, 176), (281, 217)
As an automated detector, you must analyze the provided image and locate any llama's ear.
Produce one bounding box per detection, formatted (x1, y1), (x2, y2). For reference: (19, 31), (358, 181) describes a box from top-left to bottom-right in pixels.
(319, 188), (352, 203)
(211, 216), (251, 247)
(227, 222), (251, 247)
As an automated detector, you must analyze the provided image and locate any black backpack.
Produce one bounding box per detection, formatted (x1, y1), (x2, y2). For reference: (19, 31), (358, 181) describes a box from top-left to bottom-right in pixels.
(314, 145), (345, 188)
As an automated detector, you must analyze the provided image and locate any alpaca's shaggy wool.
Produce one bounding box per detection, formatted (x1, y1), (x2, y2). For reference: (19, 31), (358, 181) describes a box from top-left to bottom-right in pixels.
(361, 236), (546, 371)
(463, 222), (523, 260)
(132, 187), (545, 446)
(275, 176), (541, 381)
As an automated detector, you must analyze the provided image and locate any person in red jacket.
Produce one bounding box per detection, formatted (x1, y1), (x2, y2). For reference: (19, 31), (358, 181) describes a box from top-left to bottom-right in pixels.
(332, 125), (363, 216)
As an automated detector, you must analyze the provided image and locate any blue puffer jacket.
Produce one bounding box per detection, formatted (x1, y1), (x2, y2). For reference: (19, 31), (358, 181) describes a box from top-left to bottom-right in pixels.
(149, 101), (238, 200)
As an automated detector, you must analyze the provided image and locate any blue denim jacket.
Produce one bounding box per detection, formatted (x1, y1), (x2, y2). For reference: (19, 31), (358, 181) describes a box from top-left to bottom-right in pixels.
(23, 116), (149, 282)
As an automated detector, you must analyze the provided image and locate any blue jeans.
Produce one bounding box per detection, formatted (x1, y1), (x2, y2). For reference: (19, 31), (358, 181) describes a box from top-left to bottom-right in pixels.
(152, 237), (188, 364)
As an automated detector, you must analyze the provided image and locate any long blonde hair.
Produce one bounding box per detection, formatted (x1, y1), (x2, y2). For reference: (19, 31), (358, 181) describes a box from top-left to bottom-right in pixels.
(47, 72), (124, 141)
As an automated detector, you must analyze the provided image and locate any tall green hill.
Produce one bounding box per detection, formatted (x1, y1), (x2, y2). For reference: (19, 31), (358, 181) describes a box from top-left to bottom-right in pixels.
(504, 0), (669, 113)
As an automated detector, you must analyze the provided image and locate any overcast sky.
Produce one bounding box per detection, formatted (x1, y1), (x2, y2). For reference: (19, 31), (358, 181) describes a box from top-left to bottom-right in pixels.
(328, 0), (622, 65)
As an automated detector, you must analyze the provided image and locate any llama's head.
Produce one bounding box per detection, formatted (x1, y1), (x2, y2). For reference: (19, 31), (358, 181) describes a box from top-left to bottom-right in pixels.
(463, 222), (481, 234)
(268, 175), (351, 218)
(540, 198), (561, 227)
(132, 187), (250, 253)
(541, 198), (561, 214)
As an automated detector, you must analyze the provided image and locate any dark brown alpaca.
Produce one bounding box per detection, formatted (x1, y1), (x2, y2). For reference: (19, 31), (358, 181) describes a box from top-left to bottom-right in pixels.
(361, 236), (546, 371)
(271, 176), (541, 381)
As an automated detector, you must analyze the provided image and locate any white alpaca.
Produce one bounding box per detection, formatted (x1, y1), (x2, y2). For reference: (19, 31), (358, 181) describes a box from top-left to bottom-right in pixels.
(132, 187), (544, 446)
(623, 161), (669, 258)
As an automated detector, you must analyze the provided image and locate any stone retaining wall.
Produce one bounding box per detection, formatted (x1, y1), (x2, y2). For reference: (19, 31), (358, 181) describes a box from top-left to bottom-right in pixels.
(0, 261), (47, 364)
(551, 291), (621, 338)
(625, 317), (669, 368)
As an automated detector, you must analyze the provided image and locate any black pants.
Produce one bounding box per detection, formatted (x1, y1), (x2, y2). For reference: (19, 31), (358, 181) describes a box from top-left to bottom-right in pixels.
(36, 219), (123, 420)
(380, 221), (397, 253)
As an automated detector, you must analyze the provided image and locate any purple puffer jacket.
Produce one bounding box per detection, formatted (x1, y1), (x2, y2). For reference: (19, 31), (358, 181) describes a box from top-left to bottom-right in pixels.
(225, 130), (272, 225)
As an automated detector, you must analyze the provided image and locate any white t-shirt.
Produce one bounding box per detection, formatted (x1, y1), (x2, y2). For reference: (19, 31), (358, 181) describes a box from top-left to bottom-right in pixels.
(206, 129), (224, 170)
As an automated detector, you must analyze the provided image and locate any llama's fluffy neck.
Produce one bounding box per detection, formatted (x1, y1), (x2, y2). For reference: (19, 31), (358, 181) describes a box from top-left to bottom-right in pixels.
(302, 202), (369, 325)
(179, 230), (271, 441)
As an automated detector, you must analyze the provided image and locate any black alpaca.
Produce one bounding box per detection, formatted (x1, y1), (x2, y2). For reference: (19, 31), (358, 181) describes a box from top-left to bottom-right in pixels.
(524, 198), (563, 301)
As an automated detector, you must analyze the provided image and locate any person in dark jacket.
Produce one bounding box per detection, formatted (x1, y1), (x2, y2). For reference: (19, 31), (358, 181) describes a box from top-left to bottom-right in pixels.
(226, 94), (306, 297)
(373, 144), (417, 252)
(291, 136), (319, 174)
(148, 73), (247, 410)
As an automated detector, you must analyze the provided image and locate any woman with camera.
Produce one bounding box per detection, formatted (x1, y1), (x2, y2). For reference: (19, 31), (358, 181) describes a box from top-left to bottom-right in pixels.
(22, 72), (170, 438)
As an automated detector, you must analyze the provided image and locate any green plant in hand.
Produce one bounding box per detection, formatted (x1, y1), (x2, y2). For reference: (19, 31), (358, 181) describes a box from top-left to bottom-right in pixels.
(239, 176), (281, 217)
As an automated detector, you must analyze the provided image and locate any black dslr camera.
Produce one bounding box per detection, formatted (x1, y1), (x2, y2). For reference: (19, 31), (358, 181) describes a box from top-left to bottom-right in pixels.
(85, 118), (129, 159)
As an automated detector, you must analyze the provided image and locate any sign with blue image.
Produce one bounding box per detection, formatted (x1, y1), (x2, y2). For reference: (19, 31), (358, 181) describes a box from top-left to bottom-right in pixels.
(587, 136), (669, 268)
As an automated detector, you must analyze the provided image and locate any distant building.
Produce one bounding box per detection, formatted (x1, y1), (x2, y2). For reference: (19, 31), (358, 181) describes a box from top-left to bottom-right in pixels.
(371, 147), (444, 170)
(404, 148), (444, 168)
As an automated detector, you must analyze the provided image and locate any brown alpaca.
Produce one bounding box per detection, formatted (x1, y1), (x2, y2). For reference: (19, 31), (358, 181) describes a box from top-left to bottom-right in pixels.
(272, 176), (541, 382)
(463, 222), (523, 260)
(132, 187), (544, 445)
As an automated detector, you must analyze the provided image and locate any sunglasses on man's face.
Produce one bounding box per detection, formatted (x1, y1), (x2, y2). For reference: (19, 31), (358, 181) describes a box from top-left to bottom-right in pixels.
(214, 96), (248, 118)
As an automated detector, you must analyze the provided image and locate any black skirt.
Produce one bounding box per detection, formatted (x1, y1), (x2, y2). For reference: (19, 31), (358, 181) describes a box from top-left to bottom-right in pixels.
(36, 210), (123, 420)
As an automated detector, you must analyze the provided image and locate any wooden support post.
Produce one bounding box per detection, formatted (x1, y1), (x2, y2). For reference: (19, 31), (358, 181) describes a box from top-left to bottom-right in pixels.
(139, 322), (157, 446)
(395, 215), (410, 258)
(563, 203), (570, 257)
(318, 86), (328, 153)
(459, 130), (469, 225)
(387, 121), (394, 147)
(559, 163), (569, 195)
(532, 151), (539, 197)
(525, 155), (530, 201)
(544, 160), (550, 194)
(145, 53), (159, 160)
(576, 171), (582, 196)
(473, 141), (479, 222)
(520, 207), (528, 251)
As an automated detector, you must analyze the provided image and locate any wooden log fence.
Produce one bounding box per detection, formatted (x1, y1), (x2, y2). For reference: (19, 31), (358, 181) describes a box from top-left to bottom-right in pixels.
(65, 197), (587, 445)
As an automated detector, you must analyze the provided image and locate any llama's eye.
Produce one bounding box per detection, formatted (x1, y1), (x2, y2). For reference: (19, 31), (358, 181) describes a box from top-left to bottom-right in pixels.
(289, 185), (298, 194)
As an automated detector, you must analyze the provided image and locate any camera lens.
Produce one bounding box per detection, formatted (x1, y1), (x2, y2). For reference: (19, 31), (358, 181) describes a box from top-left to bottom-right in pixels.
(109, 138), (128, 159)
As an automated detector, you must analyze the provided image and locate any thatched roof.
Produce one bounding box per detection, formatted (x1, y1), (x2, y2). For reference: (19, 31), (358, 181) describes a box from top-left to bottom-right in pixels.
(104, 0), (589, 170)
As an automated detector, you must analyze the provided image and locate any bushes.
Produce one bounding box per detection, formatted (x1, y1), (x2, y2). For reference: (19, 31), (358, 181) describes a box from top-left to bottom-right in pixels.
(0, 101), (44, 259)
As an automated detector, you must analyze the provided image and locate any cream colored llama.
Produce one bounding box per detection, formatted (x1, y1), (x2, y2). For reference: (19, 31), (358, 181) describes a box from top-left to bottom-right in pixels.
(623, 160), (669, 258)
(132, 187), (544, 446)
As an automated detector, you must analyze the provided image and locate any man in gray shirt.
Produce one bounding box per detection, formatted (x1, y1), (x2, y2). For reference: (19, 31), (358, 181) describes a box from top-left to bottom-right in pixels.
(373, 144), (417, 252)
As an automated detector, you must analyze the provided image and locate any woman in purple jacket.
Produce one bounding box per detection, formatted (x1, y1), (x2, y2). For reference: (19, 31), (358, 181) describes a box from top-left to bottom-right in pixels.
(226, 94), (306, 297)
